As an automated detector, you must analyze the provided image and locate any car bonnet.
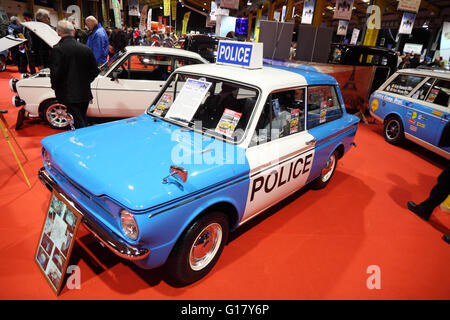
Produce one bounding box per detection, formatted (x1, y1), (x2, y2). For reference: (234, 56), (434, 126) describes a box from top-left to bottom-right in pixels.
(41, 114), (249, 212)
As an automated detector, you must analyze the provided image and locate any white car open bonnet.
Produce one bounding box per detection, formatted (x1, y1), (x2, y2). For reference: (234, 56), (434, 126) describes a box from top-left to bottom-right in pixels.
(0, 35), (27, 52)
(21, 21), (60, 48)
(0, 21), (60, 52)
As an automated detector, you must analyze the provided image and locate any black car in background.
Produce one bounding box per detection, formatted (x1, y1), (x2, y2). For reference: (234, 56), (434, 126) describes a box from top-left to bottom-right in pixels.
(328, 43), (398, 93)
(183, 34), (232, 63)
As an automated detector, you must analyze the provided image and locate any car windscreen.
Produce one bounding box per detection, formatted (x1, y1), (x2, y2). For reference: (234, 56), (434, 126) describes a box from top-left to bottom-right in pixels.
(147, 72), (259, 143)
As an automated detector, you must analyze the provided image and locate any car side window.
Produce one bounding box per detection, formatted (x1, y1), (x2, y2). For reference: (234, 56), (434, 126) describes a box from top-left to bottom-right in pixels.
(173, 57), (202, 69)
(384, 74), (425, 96)
(250, 88), (306, 146)
(114, 54), (171, 81)
(113, 56), (130, 79)
(306, 86), (342, 130)
(424, 79), (450, 107)
(412, 78), (435, 101)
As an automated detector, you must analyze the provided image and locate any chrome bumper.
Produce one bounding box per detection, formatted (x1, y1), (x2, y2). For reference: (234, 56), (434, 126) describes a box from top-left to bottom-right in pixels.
(38, 167), (150, 261)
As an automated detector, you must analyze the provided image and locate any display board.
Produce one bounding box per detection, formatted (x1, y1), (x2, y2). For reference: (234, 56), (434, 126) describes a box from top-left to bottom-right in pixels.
(35, 192), (81, 295)
(259, 20), (294, 60)
(296, 25), (333, 63)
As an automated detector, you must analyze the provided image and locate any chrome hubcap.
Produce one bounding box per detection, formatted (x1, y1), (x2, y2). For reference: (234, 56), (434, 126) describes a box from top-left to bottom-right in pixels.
(46, 104), (71, 128)
(321, 154), (336, 182)
(189, 223), (222, 271)
(386, 120), (400, 140)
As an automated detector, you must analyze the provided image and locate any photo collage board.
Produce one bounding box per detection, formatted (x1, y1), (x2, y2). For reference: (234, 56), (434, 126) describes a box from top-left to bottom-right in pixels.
(35, 192), (81, 295)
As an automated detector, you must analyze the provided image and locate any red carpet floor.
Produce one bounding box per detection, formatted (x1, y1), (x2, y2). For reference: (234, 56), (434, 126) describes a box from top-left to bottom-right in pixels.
(0, 66), (449, 300)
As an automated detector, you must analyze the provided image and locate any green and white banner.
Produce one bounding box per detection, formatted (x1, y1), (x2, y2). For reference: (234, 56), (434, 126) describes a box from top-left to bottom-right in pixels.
(112, 0), (122, 28)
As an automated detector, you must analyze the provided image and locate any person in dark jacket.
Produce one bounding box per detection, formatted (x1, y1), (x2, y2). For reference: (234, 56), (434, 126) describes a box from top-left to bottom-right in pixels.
(408, 121), (450, 244)
(50, 20), (99, 129)
(30, 9), (53, 70)
(22, 10), (36, 74)
(110, 27), (127, 55)
(7, 16), (28, 73)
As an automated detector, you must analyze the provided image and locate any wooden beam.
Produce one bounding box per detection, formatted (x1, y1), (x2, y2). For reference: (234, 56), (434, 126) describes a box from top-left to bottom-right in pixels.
(420, 0), (440, 15)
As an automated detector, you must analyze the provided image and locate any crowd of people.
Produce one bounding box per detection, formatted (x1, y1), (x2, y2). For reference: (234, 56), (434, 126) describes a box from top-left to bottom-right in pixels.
(4, 10), (180, 74)
(6, 9), (54, 74)
(397, 52), (446, 69)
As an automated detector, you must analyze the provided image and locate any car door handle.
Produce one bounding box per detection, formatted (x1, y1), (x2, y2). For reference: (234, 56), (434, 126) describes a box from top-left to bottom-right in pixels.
(306, 138), (316, 145)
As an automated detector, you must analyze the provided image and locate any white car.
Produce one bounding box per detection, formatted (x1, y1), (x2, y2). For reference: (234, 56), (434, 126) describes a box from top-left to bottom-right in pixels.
(10, 39), (208, 129)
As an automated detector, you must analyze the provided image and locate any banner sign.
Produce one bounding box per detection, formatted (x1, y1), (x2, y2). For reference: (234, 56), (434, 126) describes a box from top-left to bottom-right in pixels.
(399, 11), (416, 34)
(139, 5), (148, 32)
(440, 21), (450, 64)
(301, 0), (315, 24)
(147, 8), (152, 31)
(182, 11), (191, 34)
(350, 28), (360, 44)
(112, 0), (122, 28)
(337, 20), (349, 36)
(333, 0), (354, 21)
(171, 0), (177, 21)
(398, 0), (421, 13)
(35, 192), (81, 295)
(128, 0), (139, 16)
(101, 0), (108, 27)
(164, 0), (170, 16)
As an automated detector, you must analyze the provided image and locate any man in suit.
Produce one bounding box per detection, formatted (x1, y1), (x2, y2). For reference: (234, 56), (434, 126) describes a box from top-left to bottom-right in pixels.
(50, 20), (99, 128)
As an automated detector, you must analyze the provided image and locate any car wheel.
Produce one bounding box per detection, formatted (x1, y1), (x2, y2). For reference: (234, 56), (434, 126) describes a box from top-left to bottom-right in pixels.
(384, 115), (404, 145)
(42, 100), (73, 130)
(166, 211), (229, 286)
(0, 56), (6, 72)
(311, 150), (338, 190)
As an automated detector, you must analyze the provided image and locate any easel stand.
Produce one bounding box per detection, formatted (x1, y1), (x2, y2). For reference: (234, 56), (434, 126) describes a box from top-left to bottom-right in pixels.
(0, 110), (31, 189)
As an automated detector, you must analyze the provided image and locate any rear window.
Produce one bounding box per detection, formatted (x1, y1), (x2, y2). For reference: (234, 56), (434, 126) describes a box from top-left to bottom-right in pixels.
(384, 74), (424, 96)
(425, 79), (450, 107)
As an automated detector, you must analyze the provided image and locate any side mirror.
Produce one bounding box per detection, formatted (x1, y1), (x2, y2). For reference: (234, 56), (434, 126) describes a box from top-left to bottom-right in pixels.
(110, 71), (119, 81)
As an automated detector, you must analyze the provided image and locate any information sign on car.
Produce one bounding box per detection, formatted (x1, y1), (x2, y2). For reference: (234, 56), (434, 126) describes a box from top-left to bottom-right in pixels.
(35, 192), (81, 295)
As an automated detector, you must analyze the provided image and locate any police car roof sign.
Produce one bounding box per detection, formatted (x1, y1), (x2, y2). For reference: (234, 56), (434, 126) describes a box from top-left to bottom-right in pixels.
(216, 40), (263, 69)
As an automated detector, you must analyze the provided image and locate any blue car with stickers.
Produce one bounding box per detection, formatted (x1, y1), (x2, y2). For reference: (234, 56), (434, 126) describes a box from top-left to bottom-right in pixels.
(369, 68), (450, 159)
(38, 41), (359, 286)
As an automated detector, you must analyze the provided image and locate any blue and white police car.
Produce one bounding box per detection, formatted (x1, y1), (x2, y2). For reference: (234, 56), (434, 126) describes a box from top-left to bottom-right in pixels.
(369, 68), (450, 159)
(38, 41), (359, 286)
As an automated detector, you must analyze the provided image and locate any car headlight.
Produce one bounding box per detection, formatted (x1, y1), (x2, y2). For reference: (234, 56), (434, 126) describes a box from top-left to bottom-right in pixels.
(43, 149), (52, 169)
(9, 78), (18, 93)
(120, 210), (139, 241)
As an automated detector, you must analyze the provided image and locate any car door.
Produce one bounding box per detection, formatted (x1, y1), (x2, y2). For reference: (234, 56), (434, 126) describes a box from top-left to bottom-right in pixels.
(242, 88), (316, 224)
(95, 53), (171, 117)
(304, 85), (346, 183)
(415, 78), (450, 155)
(383, 73), (428, 141)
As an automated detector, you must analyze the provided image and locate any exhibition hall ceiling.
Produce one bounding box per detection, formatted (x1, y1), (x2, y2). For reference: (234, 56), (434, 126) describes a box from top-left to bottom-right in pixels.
(139, 0), (450, 25)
